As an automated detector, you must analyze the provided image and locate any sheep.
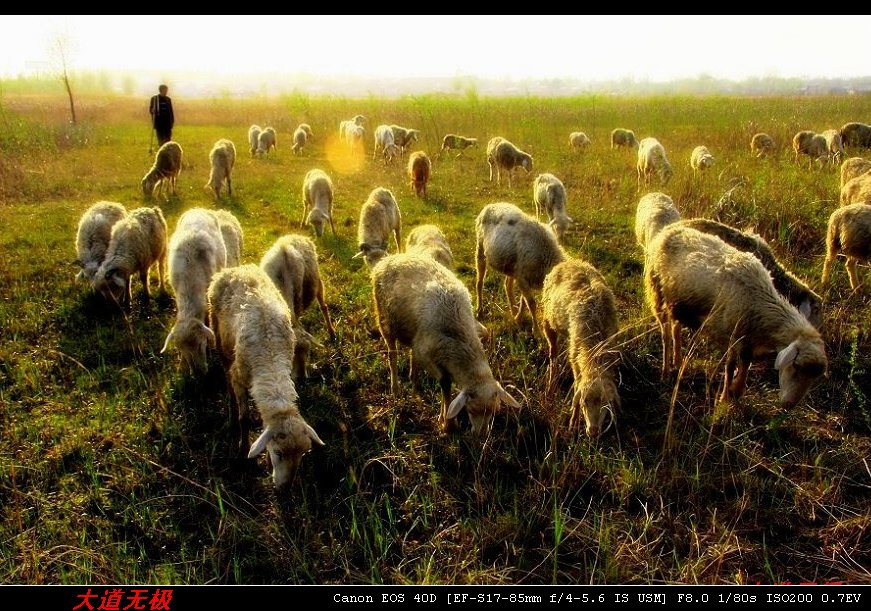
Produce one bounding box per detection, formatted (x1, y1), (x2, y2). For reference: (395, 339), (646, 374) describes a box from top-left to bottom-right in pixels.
(160, 208), (227, 373)
(298, 123), (314, 139)
(475, 202), (566, 331)
(208, 264), (324, 488)
(750, 132), (776, 158)
(690, 145), (715, 176)
(634, 192), (681, 251)
(371, 253), (521, 436)
(792, 130), (828, 168)
(205, 138), (236, 199)
(440, 134), (478, 154)
(339, 115), (366, 141)
(74, 201), (128, 283)
(821, 203), (871, 289)
(822, 128), (845, 166)
(141, 141), (183, 200)
(92, 206), (168, 307)
(568, 131), (591, 151)
(390, 124), (420, 154)
(408, 150), (431, 198)
(541, 258), (620, 437)
(260, 235), (337, 379)
(644, 223), (827, 408)
(840, 170), (871, 206)
(487, 137), (533, 187)
(610, 128), (638, 149)
(211, 209), (244, 266)
(679, 218), (822, 329)
(256, 126), (277, 156)
(840, 157), (871, 190)
(405, 224), (453, 269)
(839, 122), (871, 149)
(247, 125), (261, 157)
(354, 187), (402, 268)
(373, 124), (401, 163)
(291, 126), (308, 155)
(636, 137), (673, 187)
(301, 168), (336, 238)
(345, 124), (365, 155)
(532, 173), (574, 242)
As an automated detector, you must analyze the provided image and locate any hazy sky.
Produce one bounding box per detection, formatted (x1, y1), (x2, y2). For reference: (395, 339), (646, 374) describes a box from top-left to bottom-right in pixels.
(0, 15), (868, 82)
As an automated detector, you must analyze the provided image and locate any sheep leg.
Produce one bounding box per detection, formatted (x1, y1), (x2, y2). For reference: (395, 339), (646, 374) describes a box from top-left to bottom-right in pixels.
(523, 293), (538, 332)
(394, 226), (402, 253)
(158, 251), (167, 293)
(329, 214), (337, 236)
(543, 322), (559, 391)
(229, 367), (251, 457)
(504, 276), (517, 318)
(300, 203), (308, 229)
(821, 253), (835, 285)
(386, 336), (400, 396)
(658, 311), (673, 378)
(475, 243), (487, 318)
(728, 357), (751, 402)
(139, 268), (150, 302)
(846, 257), (860, 289)
(671, 320), (682, 372)
(488, 159), (494, 182)
(439, 374), (458, 433)
(316, 281), (336, 340)
(227, 175), (232, 197)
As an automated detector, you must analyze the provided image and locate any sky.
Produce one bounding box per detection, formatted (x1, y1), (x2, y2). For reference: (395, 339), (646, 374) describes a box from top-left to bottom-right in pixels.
(0, 15), (869, 83)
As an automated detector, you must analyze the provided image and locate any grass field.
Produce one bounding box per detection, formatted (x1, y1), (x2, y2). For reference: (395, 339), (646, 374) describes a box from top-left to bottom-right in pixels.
(1, 90), (870, 584)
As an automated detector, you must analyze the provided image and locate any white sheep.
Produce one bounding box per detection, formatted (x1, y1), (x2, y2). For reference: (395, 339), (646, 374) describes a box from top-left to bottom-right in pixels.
(475, 202), (566, 331)
(636, 137), (673, 188)
(487, 137), (533, 187)
(532, 173), (574, 242)
(690, 145), (715, 176)
(205, 139), (236, 199)
(822, 129), (845, 166)
(645, 223), (827, 407)
(405, 224), (453, 269)
(840, 157), (871, 190)
(210, 209), (244, 267)
(407, 151), (431, 198)
(610, 128), (638, 149)
(256, 126), (277, 156)
(161, 208), (227, 372)
(750, 132), (775, 158)
(839, 122), (871, 149)
(354, 187), (402, 268)
(291, 126), (308, 155)
(568, 132), (591, 151)
(840, 171), (871, 206)
(301, 168), (336, 238)
(141, 141), (183, 200)
(440, 134), (478, 155)
(339, 115), (366, 141)
(371, 253), (521, 435)
(792, 130), (828, 168)
(74, 201), (128, 283)
(541, 258), (620, 437)
(373, 124), (401, 163)
(92, 206), (168, 307)
(247, 125), (261, 157)
(345, 124), (365, 155)
(208, 264), (324, 488)
(821, 203), (871, 289)
(634, 192), (681, 252)
(390, 124), (420, 155)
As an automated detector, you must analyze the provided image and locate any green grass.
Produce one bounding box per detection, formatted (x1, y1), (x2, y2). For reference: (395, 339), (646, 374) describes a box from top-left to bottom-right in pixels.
(0, 91), (870, 584)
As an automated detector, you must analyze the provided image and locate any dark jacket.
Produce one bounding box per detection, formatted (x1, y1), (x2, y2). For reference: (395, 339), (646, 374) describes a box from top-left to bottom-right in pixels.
(149, 94), (174, 131)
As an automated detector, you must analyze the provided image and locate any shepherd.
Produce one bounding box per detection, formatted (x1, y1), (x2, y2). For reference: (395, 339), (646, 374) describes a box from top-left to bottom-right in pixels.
(149, 84), (175, 148)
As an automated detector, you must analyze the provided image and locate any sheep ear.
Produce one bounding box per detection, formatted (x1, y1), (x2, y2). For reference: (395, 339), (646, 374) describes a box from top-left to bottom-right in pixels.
(567, 216), (574, 224)
(549, 219), (557, 226)
(497, 383), (521, 409)
(201, 322), (216, 347)
(160, 328), (175, 353)
(446, 390), (468, 419)
(75, 269), (86, 281)
(352, 251), (365, 259)
(305, 423), (325, 447)
(775, 341), (799, 370)
(476, 321), (489, 339)
(248, 426), (273, 458)
(798, 300), (812, 319)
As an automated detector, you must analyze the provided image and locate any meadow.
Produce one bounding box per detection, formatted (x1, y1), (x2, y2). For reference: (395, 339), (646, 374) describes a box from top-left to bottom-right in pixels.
(0, 90), (870, 584)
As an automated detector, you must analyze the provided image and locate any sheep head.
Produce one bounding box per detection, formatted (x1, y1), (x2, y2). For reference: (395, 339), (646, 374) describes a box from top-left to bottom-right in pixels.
(162, 318), (216, 373)
(93, 267), (128, 305)
(446, 381), (521, 437)
(572, 377), (620, 438)
(774, 335), (827, 408)
(248, 415), (325, 489)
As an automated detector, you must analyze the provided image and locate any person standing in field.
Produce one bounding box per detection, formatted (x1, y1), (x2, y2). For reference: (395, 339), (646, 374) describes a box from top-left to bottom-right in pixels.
(149, 84), (175, 146)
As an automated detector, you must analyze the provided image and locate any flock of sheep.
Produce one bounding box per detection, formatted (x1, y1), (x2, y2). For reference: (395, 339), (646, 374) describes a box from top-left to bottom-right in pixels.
(73, 115), (871, 491)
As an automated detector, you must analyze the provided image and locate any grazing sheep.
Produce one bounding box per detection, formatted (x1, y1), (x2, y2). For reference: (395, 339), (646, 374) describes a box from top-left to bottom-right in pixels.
(301, 168), (336, 238)
(371, 253), (521, 435)
(256, 126), (277, 156)
(532, 173), (574, 242)
(840, 122), (871, 149)
(247, 125), (261, 157)
(205, 139), (236, 199)
(610, 128), (638, 149)
(634, 192), (681, 251)
(74, 201), (128, 283)
(291, 126), (308, 155)
(840, 157), (871, 190)
(541, 258), (620, 437)
(390, 124), (420, 154)
(679, 218), (822, 329)
(487, 137), (533, 187)
(440, 134), (478, 154)
(92, 207), (168, 307)
(645, 224), (827, 407)
(636, 137), (673, 187)
(792, 130), (828, 168)
(345, 124), (365, 154)
(339, 115), (366, 141)
(690, 145), (715, 176)
(355, 187), (402, 267)
(405, 224), (453, 269)
(822, 129), (845, 166)
(208, 264), (324, 488)
(750, 132), (776, 158)
(475, 202), (566, 331)
(298, 123), (313, 138)
(141, 141), (183, 199)
(160, 208), (227, 373)
(569, 132), (591, 151)
(260, 235), (337, 379)
(408, 150), (432, 198)
(840, 170), (871, 206)
(821, 203), (871, 289)
(211, 209), (244, 267)
(373, 124), (401, 163)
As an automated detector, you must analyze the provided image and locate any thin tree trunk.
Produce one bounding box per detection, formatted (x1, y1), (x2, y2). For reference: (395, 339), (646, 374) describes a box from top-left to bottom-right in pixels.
(63, 72), (76, 125)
